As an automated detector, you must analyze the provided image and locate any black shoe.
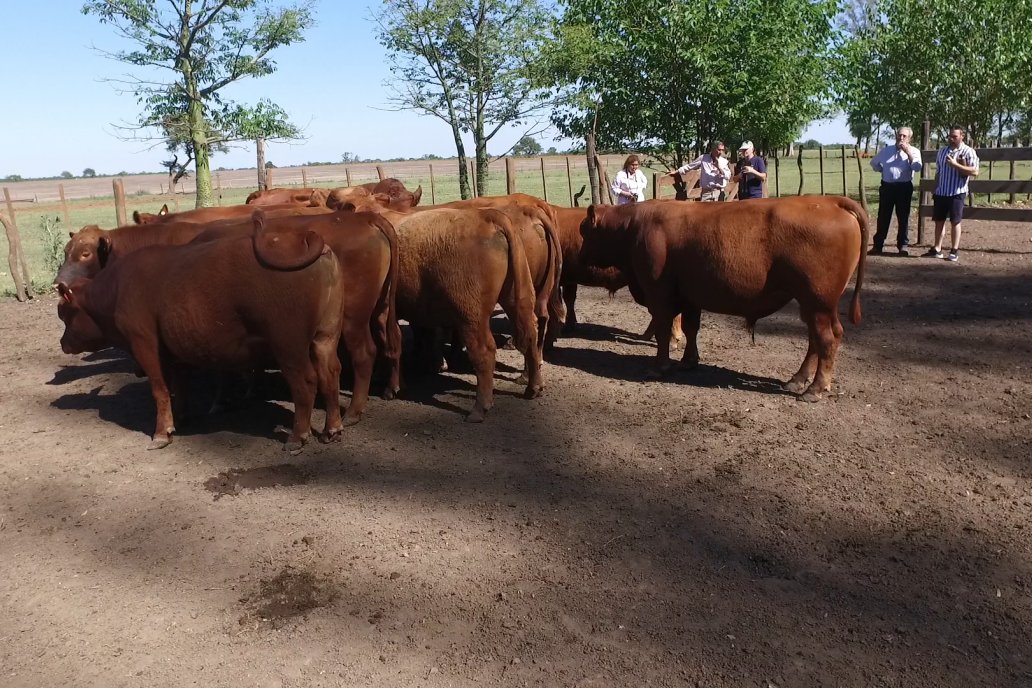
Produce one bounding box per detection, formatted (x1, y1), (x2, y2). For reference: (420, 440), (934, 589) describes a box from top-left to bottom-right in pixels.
(898, 246), (910, 257)
(867, 248), (883, 256)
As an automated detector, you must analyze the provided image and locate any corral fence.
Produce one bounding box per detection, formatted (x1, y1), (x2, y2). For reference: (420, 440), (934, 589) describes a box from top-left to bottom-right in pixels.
(4, 143), (1031, 300)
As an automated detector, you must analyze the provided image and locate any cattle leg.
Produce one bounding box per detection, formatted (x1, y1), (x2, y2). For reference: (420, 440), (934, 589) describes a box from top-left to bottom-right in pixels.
(340, 324), (376, 427)
(279, 364), (318, 454)
(561, 283), (578, 332)
(678, 307), (702, 369)
(642, 314), (684, 350)
(800, 311), (842, 402)
(462, 323), (498, 423)
(785, 307), (819, 394)
(312, 333), (344, 442)
(646, 309), (678, 378)
(129, 338), (175, 449)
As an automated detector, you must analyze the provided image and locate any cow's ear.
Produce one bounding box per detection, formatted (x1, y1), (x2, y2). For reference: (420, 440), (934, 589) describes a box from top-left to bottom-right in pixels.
(97, 236), (111, 267)
(586, 204), (598, 228)
(132, 210), (142, 224)
(69, 230), (76, 238)
(159, 204), (169, 215)
(411, 185), (423, 206)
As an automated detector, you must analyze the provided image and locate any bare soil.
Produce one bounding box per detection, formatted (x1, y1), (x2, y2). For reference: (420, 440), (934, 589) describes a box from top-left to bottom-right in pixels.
(2, 218), (1031, 687)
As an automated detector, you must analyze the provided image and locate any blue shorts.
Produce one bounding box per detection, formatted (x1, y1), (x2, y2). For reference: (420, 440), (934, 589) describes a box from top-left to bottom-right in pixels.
(932, 194), (965, 224)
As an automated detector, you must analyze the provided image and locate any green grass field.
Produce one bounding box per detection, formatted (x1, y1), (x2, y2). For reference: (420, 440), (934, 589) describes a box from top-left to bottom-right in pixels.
(3, 152), (1030, 296)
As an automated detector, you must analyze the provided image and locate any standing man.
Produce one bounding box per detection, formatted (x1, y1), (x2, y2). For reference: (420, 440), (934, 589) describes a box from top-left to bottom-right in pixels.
(667, 142), (732, 201)
(924, 125), (979, 262)
(734, 140), (767, 200)
(869, 126), (923, 256)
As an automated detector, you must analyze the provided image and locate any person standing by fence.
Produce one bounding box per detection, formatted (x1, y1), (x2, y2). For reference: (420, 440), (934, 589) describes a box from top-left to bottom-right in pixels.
(667, 142), (731, 201)
(612, 154), (648, 205)
(734, 141), (767, 200)
(924, 125), (980, 263)
(869, 126), (923, 256)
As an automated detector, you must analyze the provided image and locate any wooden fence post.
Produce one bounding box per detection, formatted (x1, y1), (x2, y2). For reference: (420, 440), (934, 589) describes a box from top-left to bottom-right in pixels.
(429, 163), (436, 205)
(539, 158), (548, 202)
(2, 189), (31, 301)
(773, 156), (780, 197)
(817, 145), (825, 195)
(818, 145), (825, 195)
(918, 119), (931, 244)
(1009, 159), (1017, 204)
(796, 149), (804, 196)
(301, 167), (308, 188)
(216, 172), (223, 206)
(566, 156), (574, 206)
(506, 157), (516, 194)
(113, 178), (127, 227)
(266, 167), (274, 189)
(841, 146), (848, 196)
(345, 166), (352, 187)
(58, 184), (70, 225)
(470, 159), (479, 197)
(376, 165), (386, 181)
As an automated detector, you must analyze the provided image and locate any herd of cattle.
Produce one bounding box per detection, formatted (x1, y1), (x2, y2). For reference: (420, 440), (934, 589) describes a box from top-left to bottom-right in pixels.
(53, 178), (867, 452)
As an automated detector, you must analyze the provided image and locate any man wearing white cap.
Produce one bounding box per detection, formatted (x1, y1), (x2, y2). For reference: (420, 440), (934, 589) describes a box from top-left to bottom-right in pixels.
(734, 141), (767, 199)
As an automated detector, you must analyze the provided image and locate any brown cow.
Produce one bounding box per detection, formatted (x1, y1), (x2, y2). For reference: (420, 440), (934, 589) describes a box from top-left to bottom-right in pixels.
(236, 210), (402, 412)
(354, 206), (541, 421)
(580, 196), (867, 400)
(133, 203), (330, 224)
(549, 204), (684, 349)
(57, 229), (345, 452)
(245, 188), (326, 206)
(326, 184), (422, 212)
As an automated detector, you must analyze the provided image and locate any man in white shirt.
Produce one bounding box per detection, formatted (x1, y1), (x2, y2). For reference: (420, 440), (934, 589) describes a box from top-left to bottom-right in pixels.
(667, 142), (732, 201)
(869, 126), (923, 256)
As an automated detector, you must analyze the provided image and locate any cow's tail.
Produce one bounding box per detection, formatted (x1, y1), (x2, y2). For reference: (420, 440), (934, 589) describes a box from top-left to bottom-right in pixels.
(538, 208), (565, 349)
(841, 198), (868, 325)
(368, 212), (402, 397)
(251, 209), (328, 271)
(489, 209), (539, 360)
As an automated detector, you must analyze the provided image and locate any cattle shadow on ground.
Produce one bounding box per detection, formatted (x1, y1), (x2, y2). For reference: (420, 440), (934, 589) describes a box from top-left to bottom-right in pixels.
(547, 344), (791, 396)
(557, 321), (648, 344)
(397, 368), (528, 419)
(47, 357), (138, 385)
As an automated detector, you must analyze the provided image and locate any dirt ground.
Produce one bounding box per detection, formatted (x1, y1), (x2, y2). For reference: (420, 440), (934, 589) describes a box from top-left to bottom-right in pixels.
(2, 218), (1031, 688)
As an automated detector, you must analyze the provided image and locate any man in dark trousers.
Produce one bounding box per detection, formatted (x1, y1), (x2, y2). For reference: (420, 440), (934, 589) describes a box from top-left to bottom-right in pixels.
(868, 126), (923, 256)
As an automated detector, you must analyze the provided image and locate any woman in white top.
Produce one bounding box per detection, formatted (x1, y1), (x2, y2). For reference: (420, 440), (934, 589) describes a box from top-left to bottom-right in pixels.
(612, 154), (648, 204)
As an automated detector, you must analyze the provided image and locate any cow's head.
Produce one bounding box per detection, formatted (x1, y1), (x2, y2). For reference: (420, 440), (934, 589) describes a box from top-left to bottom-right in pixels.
(56, 280), (105, 354)
(579, 204), (627, 269)
(307, 188), (330, 207)
(55, 225), (112, 288)
(132, 204), (168, 224)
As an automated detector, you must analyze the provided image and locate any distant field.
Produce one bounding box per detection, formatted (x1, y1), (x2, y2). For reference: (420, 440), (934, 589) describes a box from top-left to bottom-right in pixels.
(3, 150), (1030, 294)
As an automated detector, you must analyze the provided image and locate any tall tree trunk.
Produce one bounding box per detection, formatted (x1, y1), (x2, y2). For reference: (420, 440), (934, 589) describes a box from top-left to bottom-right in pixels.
(586, 131), (600, 205)
(452, 124), (471, 200)
(475, 138), (488, 198)
(188, 99), (213, 208)
(256, 137), (267, 190)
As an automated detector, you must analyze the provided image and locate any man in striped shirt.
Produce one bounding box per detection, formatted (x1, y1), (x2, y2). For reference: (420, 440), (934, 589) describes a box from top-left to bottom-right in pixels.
(924, 126), (980, 262)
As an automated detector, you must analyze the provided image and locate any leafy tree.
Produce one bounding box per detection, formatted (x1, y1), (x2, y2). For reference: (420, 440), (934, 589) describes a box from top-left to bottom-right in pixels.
(512, 135), (543, 156)
(60, 171), (74, 179)
(834, 0), (1032, 145)
(341, 152), (361, 164)
(82, 168), (96, 178)
(375, 0), (554, 198)
(82, 0), (314, 207)
(4, 174), (23, 182)
(543, 0), (837, 176)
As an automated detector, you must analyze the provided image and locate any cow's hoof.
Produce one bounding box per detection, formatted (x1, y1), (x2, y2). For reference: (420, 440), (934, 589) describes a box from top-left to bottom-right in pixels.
(320, 428), (343, 444)
(284, 435), (308, 455)
(147, 435), (172, 450)
(342, 415), (362, 428)
(516, 373), (529, 386)
(798, 391), (822, 403)
(679, 358), (699, 371)
(523, 384), (543, 399)
(783, 380), (808, 394)
(381, 386), (400, 401)
(465, 407), (487, 423)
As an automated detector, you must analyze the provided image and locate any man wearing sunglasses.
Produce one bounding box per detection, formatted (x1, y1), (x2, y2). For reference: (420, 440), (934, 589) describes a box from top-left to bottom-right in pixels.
(667, 141), (732, 201)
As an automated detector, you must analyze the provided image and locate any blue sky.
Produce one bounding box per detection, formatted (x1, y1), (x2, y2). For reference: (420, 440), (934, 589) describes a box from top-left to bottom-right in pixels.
(1, 1), (852, 179)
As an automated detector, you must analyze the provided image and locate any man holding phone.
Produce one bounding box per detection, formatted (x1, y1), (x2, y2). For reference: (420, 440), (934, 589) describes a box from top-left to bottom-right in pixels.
(924, 126), (980, 262)
(869, 126), (923, 255)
